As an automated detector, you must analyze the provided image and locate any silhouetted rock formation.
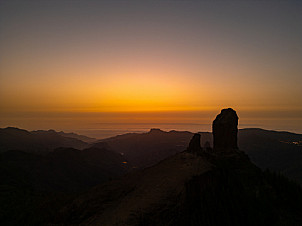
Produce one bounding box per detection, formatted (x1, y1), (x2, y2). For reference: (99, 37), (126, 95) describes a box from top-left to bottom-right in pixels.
(55, 123), (302, 226)
(187, 133), (203, 154)
(213, 108), (238, 150)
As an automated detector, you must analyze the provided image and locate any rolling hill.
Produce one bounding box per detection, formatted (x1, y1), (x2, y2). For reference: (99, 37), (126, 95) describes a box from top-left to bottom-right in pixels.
(0, 127), (89, 153)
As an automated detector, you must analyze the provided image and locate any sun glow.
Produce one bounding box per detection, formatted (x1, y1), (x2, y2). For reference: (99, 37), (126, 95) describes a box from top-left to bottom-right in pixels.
(0, 1), (301, 133)
(97, 72), (191, 111)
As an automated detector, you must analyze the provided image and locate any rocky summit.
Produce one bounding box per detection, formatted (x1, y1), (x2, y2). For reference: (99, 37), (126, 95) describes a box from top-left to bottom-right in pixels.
(213, 108), (238, 150)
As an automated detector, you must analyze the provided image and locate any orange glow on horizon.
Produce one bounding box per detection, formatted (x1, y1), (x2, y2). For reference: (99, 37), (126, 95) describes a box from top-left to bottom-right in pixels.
(1, 1), (301, 133)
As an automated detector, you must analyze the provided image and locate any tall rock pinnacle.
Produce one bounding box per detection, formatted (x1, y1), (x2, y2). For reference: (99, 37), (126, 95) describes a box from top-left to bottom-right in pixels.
(212, 108), (238, 150)
(186, 133), (202, 154)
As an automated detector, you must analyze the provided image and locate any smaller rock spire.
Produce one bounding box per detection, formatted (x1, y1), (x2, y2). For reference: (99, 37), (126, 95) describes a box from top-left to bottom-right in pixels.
(186, 133), (202, 154)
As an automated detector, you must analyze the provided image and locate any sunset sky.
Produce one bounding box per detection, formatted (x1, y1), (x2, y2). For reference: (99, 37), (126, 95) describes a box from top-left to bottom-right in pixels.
(1, 0), (301, 136)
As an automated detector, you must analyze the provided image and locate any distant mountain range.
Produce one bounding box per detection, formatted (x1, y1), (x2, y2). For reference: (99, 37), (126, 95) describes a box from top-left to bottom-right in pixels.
(0, 127), (90, 153)
(100, 128), (302, 184)
(1, 126), (301, 184)
(1, 125), (302, 224)
(52, 109), (302, 225)
(101, 128), (195, 168)
(238, 128), (302, 183)
(57, 130), (97, 143)
(55, 131), (302, 226)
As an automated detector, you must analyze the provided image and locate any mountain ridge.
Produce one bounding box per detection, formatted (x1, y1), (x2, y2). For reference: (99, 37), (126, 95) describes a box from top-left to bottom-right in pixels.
(55, 109), (302, 226)
(0, 127), (89, 153)
(2, 126), (301, 184)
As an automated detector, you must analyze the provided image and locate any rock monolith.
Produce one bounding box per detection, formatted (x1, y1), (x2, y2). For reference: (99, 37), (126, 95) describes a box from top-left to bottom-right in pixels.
(213, 108), (238, 150)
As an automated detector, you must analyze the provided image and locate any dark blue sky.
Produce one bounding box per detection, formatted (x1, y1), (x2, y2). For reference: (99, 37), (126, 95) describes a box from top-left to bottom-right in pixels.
(0, 0), (301, 132)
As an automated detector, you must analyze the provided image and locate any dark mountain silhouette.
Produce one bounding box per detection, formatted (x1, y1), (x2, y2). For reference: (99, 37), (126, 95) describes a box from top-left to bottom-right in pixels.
(238, 128), (302, 183)
(1, 109), (302, 225)
(2, 125), (300, 185)
(0, 146), (130, 192)
(101, 129), (195, 168)
(99, 127), (302, 184)
(1, 111), (302, 225)
(57, 131), (97, 143)
(0, 145), (130, 225)
(0, 127), (89, 153)
(54, 108), (302, 226)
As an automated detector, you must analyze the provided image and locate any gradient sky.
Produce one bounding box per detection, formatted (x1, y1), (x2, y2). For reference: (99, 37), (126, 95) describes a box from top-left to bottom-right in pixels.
(0, 0), (301, 134)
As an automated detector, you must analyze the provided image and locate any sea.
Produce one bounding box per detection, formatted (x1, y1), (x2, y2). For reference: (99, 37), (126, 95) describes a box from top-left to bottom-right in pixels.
(70, 119), (302, 139)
